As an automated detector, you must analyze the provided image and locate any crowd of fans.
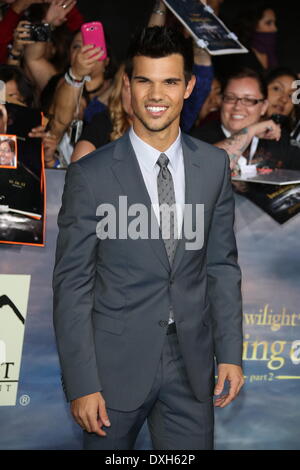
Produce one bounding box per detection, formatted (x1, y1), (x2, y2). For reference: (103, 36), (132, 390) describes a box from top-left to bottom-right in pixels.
(0, 0), (299, 179)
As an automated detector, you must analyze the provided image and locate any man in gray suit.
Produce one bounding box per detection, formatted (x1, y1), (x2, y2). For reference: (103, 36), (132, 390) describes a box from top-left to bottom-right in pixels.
(53, 26), (244, 450)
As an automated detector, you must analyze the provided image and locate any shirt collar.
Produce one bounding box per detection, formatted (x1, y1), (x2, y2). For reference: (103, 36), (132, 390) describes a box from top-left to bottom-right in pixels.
(221, 124), (231, 138)
(129, 127), (182, 172)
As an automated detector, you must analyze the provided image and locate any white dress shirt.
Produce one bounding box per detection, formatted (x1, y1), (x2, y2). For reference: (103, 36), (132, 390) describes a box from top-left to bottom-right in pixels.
(129, 127), (185, 238)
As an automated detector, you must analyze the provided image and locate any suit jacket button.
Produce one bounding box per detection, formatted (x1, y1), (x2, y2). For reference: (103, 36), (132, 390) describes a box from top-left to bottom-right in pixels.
(159, 320), (168, 327)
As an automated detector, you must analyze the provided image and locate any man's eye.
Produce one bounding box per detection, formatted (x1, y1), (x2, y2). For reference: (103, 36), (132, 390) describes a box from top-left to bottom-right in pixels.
(165, 80), (177, 85)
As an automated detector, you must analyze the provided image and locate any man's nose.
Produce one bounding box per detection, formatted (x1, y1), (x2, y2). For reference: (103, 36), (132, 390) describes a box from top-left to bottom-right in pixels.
(148, 83), (164, 101)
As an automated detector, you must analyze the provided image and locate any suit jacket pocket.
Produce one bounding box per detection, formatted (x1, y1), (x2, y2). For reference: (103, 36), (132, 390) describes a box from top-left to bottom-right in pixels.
(92, 313), (125, 335)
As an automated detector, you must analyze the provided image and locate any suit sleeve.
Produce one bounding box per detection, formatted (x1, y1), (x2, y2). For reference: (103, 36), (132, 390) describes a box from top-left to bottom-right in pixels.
(53, 162), (102, 401)
(206, 151), (243, 366)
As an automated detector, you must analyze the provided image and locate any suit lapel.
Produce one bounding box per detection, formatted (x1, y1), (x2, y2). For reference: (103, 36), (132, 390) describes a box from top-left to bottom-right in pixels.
(110, 132), (170, 273)
(171, 134), (207, 276)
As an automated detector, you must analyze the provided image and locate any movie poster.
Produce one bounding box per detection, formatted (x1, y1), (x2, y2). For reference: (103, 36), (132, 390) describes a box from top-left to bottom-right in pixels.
(163, 0), (247, 55)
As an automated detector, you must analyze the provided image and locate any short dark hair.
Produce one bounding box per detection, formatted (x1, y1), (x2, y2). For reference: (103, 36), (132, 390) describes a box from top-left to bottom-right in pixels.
(125, 26), (194, 84)
(266, 67), (298, 86)
(221, 68), (268, 99)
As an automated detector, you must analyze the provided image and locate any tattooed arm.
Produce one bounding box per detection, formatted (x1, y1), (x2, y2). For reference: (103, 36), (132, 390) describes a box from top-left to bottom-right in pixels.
(215, 120), (281, 171)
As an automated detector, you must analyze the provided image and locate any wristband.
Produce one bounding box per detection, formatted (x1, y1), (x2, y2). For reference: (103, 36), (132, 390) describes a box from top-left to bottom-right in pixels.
(65, 72), (84, 88)
(64, 68), (91, 88)
(68, 67), (84, 82)
(69, 68), (91, 83)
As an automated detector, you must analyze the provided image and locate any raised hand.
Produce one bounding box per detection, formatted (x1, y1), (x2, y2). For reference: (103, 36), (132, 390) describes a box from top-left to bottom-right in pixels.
(43, 0), (77, 27)
(250, 119), (281, 141)
(28, 125), (59, 167)
(71, 44), (104, 80)
(11, 20), (34, 55)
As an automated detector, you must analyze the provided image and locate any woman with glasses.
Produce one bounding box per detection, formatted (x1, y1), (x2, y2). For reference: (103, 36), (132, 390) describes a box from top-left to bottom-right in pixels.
(191, 68), (300, 174)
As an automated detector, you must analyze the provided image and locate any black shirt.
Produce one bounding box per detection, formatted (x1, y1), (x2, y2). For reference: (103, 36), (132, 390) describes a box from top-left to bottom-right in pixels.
(79, 110), (112, 149)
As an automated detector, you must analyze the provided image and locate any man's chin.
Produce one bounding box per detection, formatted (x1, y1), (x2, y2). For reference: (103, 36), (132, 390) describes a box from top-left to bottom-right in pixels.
(135, 115), (176, 133)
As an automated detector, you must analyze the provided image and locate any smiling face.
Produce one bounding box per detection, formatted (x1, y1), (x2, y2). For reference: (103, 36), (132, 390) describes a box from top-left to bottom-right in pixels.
(221, 77), (268, 134)
(0, 141), (14, 166)
(127, 54), (195, 142)
(267, 75), (295, 117)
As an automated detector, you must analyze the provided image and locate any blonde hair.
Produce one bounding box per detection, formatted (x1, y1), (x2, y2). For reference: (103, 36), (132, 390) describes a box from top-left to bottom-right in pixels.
(108, 64), (131, 141)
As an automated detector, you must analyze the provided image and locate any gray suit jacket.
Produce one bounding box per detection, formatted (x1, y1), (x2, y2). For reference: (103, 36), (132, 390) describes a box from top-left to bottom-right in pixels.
(53, 131), (243, 411)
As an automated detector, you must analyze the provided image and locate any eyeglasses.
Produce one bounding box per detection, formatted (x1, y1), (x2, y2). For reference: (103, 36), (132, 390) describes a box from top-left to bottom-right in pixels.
(223, 94), (265, 107)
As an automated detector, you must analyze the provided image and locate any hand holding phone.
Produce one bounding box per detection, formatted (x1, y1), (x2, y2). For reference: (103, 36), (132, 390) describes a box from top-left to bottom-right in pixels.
(81, 22), (107, 61)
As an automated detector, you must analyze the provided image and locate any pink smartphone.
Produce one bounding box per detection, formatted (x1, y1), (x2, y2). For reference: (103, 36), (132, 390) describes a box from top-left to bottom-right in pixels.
(81, 22), (107, 61)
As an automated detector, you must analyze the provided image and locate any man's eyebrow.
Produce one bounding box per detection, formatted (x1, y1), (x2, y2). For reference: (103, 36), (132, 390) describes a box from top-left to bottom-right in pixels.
(164, 77), (182, 82)
(132, 76), (182, 82)
(132, 75), (151, 81)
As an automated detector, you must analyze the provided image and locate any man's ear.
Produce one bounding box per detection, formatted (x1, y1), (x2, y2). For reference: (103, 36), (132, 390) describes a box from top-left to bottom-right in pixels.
(184, 74), (196, 99)
(123, 73), (130, 89)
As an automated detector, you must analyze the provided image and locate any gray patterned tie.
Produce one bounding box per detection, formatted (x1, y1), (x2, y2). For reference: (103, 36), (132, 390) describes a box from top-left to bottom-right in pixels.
(157, 153), (178, 266)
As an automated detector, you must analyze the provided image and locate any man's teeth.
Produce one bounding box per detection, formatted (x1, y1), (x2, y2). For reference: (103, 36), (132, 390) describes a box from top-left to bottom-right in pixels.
(231, 115), (245, 119)
(146, 106), (167, 112)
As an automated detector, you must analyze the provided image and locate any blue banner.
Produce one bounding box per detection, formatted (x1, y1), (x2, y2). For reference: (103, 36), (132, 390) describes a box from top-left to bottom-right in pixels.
(0, 170), (299, 449)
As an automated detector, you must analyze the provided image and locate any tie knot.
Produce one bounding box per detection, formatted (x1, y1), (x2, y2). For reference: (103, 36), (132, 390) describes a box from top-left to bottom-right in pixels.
(157, 153), (169, 169)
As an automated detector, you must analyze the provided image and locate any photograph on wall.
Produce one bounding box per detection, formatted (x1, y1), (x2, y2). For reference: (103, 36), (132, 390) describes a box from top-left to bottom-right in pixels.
(163, 0), (248, 55)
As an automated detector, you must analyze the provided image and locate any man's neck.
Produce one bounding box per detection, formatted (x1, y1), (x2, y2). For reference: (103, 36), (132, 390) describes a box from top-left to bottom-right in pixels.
(132, 121), (180, 152)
